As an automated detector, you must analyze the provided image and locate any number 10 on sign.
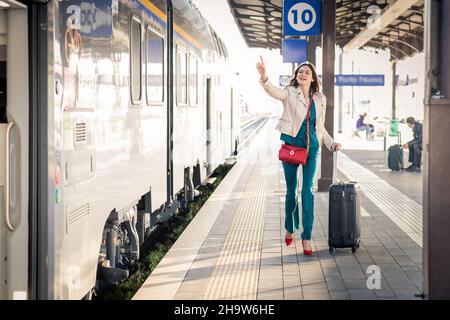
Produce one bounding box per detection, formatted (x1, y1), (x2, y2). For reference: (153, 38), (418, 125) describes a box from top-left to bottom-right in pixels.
(290, 5), (314, 26)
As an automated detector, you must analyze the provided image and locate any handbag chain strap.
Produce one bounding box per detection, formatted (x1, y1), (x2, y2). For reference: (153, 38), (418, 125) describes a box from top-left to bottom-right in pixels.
(305, 92), (314, 153)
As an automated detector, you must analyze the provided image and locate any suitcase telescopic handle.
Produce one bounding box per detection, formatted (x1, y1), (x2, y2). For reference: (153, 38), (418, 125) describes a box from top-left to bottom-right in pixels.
(340, 189), (347, 240)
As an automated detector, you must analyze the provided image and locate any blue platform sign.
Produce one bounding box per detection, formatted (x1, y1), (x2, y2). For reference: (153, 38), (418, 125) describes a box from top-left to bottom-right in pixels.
(279, 75), (291, 87)
(282, 39), (308, 63)
(283, 0), (322, 36)
(335, 75), (385, 86)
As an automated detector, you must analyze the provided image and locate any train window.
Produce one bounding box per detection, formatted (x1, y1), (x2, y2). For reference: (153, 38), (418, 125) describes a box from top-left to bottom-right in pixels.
(189, 56), (198, 106)
(131, 17), (142, 104)
(145, 27), (164, 104)
(176, 47), (187, 106)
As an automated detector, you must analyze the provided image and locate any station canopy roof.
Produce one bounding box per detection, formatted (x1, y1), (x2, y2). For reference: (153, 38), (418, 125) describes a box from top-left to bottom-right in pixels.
(227, 0), (424, 61)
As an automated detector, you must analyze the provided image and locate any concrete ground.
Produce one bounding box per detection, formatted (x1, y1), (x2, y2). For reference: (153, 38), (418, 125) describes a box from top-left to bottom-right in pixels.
(133, 118), (423, 300)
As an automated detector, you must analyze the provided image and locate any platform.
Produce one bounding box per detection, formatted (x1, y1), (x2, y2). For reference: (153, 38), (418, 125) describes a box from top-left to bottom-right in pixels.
(133, 118), (423, 300)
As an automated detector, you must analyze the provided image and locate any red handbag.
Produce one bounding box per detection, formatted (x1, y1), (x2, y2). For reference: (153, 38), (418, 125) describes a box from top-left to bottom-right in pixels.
(278, 92), (314, 165)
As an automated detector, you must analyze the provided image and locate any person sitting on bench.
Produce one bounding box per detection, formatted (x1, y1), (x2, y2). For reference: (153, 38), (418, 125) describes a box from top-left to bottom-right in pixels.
(351, 113), (371, 139)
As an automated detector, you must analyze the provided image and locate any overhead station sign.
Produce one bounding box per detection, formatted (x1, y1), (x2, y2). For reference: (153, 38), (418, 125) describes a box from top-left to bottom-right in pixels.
(335, 75), (385, 86)
(283, 0), (322, 36)
(282, 39), (308, 63)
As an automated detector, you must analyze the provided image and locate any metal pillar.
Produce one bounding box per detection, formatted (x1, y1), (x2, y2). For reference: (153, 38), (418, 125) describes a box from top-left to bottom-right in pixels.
(167, 0), (174, 201)
(308, 36), (316, 65)
(423, 0), (450, 300)
(392, 61), (397, 119)
(29, 0), (50, 300)
(351, 60), (355, 119)
(318, 0), (336, 191)
(338, 49), (343, 133)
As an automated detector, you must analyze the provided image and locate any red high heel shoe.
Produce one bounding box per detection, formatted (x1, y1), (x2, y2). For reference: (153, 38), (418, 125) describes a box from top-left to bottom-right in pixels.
(285, 234), (294, 246)
(302, 240), (313, 255)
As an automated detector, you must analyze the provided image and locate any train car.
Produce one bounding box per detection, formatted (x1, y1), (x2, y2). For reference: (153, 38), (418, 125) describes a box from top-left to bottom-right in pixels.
(0, 0), (239, 299)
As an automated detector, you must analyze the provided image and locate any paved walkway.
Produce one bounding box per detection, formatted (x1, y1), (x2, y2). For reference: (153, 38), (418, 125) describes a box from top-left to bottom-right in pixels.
(133, 119), (423, 300)
(339, 149), (422, 205)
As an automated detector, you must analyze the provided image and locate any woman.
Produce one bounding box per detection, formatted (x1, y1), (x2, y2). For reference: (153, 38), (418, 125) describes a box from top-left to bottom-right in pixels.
(256, 57), (341, 255)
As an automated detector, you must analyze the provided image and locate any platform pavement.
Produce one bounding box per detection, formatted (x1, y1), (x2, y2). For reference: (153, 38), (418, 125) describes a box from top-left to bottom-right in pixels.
(133, 118), (423, 300)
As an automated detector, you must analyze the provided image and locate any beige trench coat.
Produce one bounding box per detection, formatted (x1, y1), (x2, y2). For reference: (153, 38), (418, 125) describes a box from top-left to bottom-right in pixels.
(260, 78), (335, 151)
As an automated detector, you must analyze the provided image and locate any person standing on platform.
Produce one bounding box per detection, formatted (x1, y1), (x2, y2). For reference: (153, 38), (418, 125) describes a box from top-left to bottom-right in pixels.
(256, 57), (341, 255)
(403, 116), (423, 172)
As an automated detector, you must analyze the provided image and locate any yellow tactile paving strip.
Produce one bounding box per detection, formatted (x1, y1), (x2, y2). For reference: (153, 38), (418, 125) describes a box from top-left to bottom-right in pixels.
(202, 167), (268, 299)
(337, 152), (423, 247)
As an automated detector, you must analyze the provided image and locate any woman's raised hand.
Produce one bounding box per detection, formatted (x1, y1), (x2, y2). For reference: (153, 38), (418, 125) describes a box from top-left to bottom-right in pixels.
(256, 55), (268, 82)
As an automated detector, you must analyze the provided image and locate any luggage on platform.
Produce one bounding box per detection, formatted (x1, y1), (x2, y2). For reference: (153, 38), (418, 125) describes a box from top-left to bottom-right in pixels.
(388, 131), (403, 171)
(328, 182), (361, 254)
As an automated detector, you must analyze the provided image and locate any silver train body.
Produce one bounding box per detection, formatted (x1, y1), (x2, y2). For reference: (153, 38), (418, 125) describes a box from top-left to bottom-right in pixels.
(0, 0), (239, 299)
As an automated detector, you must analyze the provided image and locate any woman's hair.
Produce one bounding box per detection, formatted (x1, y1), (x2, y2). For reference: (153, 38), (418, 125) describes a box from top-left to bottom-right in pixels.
(288, 61), (320, 93)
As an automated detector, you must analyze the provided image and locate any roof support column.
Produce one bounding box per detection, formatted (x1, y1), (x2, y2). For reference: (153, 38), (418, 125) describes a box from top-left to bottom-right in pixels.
(338, 49), (343, 133)
(307, 36), (316, 65)
(351, 60), (355, 119)
(318, 0), (336, 191)
(392, 61), (397, 120)
(423, 0), (450, 299)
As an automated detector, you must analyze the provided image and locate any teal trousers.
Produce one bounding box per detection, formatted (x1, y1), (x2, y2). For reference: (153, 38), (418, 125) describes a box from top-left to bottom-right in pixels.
(282, 148), (320, 240)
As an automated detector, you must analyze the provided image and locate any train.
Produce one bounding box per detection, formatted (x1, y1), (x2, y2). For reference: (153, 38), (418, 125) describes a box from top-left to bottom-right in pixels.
(0, 0), (239, 299)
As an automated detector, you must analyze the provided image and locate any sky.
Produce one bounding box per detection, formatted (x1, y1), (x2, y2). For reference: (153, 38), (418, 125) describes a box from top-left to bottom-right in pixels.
(191, 0), (424, 122)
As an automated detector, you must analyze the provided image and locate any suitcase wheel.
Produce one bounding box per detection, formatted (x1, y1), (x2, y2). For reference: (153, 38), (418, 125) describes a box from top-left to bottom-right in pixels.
(352, 247), (357, 254)
(329, 247), (335, 254)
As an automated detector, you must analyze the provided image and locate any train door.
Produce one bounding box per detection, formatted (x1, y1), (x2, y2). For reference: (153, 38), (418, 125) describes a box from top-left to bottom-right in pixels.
(0, 1), (29, 300)
(206, 77), (212, 175)
(0, 15), (5, 124)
